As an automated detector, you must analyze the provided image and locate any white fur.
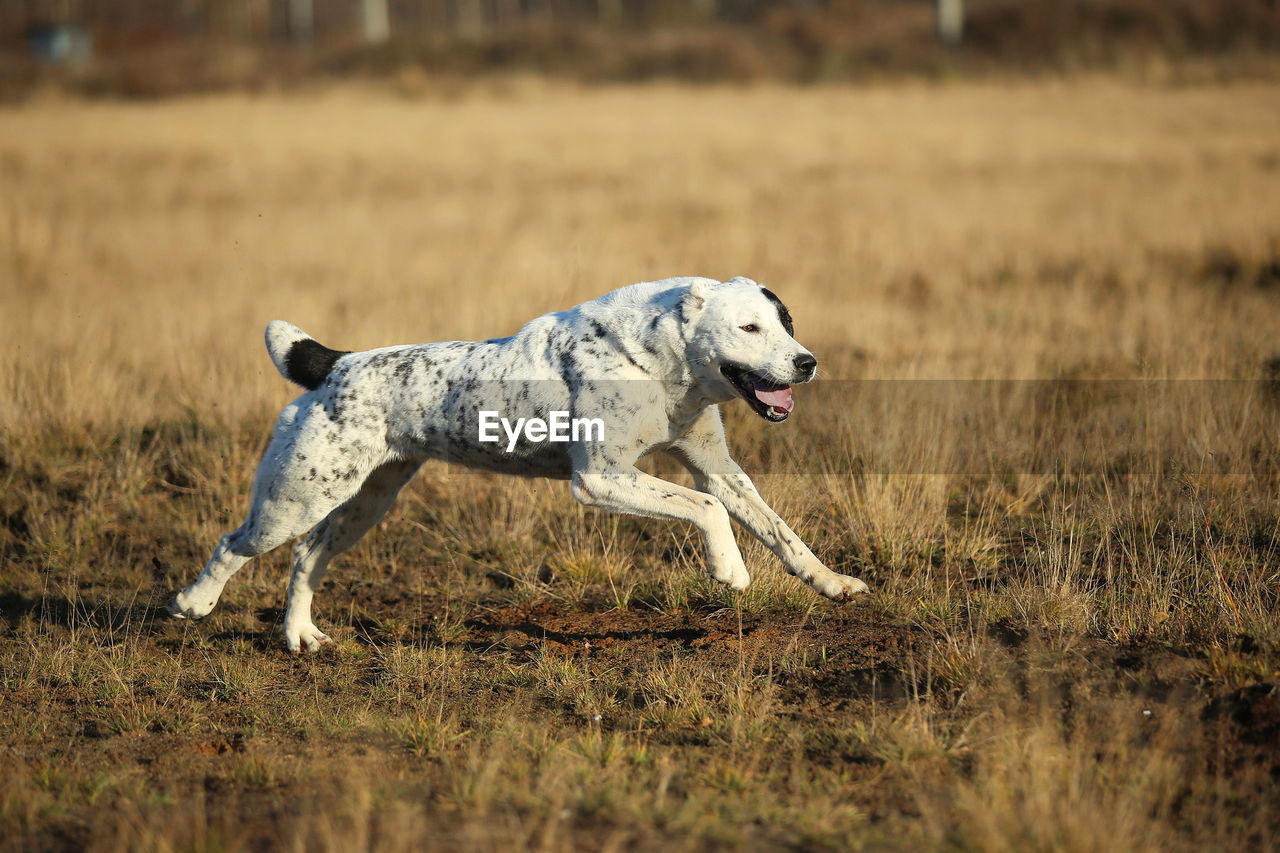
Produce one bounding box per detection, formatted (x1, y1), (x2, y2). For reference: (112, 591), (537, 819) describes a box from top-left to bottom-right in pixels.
(169, 276), (869, 652)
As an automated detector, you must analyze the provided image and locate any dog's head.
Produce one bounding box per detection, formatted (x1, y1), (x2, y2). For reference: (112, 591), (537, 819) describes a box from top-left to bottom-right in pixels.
(682, 277), (817, 422)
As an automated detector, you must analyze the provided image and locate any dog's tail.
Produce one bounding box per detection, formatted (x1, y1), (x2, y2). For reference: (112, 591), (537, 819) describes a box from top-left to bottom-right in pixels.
(265, 321), (350, 391)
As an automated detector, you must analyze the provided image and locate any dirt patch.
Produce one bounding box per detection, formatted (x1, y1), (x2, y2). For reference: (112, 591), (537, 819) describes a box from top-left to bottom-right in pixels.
(1203, 683), (1280, 776)
(468, 599), (922, 664)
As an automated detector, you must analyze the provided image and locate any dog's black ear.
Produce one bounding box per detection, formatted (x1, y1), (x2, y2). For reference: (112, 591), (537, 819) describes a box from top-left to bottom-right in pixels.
(760, 287), (794, 337)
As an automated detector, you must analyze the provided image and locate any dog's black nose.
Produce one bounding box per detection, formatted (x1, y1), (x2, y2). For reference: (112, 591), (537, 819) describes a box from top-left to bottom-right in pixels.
(793, 354), (817, 378)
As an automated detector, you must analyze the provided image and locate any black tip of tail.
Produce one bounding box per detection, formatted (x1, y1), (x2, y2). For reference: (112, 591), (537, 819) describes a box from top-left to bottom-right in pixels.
(285, 339), (350, 390)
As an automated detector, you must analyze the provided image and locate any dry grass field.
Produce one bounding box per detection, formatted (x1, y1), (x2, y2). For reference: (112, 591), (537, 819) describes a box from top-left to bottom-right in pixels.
(3, 78), (1280, 851)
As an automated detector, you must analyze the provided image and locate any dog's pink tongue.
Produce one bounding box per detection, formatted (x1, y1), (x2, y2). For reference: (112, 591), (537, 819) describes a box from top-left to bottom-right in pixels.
(753, 386), (793, 413)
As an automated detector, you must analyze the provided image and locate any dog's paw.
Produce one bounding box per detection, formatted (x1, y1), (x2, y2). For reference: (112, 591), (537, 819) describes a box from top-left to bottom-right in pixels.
(168, 589), (216, 620)
(710, 555), (751, 592)
(812, 572), (870, 601)
(285, 624), (333, 654)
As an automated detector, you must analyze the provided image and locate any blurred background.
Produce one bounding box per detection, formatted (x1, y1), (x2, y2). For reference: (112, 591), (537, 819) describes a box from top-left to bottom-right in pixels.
(3, 0), (1279, 98)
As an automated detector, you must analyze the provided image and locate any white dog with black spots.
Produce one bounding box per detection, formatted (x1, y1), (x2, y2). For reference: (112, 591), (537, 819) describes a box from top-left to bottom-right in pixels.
(169, 276), (870, 651)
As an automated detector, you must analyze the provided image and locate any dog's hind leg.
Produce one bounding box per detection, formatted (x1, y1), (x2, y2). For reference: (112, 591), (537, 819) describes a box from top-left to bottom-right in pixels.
(282, 459), (420, 652)
(168, 414), (385, 626)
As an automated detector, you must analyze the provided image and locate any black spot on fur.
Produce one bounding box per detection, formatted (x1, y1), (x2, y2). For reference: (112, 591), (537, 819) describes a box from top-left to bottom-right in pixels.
(760, 288), (794, 337)
(284, 339), (350, 391)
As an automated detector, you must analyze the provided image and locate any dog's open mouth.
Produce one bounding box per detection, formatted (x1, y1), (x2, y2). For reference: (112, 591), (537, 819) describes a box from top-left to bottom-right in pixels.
(721, 364), (794, 422)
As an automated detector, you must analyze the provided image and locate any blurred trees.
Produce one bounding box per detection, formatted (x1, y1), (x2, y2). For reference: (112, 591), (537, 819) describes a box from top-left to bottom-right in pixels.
(3, 0), (1277, 97)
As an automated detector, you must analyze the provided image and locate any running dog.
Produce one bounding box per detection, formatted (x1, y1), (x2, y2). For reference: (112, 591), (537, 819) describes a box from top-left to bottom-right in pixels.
(169, 276), (870, 651)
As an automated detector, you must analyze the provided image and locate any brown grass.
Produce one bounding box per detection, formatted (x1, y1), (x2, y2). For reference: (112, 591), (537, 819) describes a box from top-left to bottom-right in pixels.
(2, 78), (1280, 851)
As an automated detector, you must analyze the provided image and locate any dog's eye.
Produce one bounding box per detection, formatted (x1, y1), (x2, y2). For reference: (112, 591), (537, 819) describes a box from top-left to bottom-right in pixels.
(739, 324), (760, 333)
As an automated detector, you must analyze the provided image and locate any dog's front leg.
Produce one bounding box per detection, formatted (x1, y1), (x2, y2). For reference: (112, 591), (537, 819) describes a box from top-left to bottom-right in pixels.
(571, 466), (750, 591)
(691, 465), (868, 600)
(667, 413), (870, 600)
